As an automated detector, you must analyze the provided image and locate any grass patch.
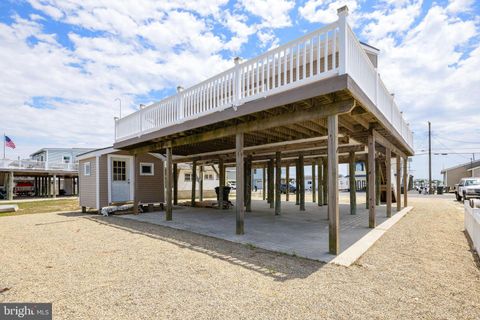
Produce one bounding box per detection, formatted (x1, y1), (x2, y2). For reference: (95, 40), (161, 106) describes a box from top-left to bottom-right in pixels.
(0, 199), (80, 217)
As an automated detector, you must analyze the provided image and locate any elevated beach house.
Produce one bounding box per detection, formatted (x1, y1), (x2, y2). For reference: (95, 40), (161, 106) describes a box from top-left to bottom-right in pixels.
(80, 6), (414, 255)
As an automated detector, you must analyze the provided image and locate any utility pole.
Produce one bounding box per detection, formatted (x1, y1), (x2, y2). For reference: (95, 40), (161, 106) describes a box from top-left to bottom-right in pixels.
(428, 121), (432, 194)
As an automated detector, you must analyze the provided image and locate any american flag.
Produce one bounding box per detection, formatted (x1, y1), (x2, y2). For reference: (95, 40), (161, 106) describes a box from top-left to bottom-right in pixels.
(5, 135), (15, 149)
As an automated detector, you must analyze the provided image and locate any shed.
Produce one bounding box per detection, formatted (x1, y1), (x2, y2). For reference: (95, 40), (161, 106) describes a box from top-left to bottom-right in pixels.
(77, 147), (164, 211)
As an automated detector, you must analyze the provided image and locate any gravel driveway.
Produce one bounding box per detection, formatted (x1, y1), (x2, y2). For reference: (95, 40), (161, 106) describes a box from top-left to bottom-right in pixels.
(1, 195), (479, 319)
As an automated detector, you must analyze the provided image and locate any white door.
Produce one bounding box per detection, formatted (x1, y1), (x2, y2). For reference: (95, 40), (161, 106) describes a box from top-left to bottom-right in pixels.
(111, 158), (131, 202)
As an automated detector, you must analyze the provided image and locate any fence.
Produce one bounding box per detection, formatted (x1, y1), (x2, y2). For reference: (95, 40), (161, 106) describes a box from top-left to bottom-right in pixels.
(464, 200), (480, 254)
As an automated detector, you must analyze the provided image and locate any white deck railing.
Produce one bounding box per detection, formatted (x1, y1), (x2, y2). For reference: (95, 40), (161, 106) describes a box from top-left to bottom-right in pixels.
(0, 159), (78, 171)
(115, 9), (414, 150)
(465, 201), (480, 254)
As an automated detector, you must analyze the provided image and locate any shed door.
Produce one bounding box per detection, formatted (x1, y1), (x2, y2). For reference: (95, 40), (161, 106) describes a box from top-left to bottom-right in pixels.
(111, 158), (131, 202)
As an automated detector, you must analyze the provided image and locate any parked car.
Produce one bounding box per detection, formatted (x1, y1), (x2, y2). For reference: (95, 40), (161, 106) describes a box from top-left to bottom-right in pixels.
(280, 183), (296, 194)
(456, 178), (480, 201)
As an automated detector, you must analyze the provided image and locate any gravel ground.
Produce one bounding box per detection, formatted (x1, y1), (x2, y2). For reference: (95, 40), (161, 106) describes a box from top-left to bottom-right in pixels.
(0, 195), (479, 319)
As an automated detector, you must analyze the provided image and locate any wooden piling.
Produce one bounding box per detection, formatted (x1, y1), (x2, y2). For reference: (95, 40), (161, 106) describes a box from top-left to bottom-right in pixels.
(386, 148), (392, 218)
(349, 151), (356, 215)
(328, 114), (339, 255)
(275, 151), (281, 215)
(235, 132), (245, 235)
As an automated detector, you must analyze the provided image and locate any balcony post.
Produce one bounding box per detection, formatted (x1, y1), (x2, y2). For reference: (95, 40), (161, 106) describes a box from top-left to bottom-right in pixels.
(234, 57), (241, 109)
(337, 5), (349, 75)
(177, 86), (184, 120)
(114, 117), (118, 141)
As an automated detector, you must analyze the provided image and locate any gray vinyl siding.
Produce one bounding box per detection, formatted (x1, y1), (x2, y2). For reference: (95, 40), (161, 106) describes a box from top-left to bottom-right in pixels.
(135, 153), (164, 204)
(79, 157), (97, 209)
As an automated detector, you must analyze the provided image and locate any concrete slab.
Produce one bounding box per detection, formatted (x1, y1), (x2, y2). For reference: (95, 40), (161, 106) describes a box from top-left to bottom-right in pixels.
(118, 195), (409, 264)
(0, 205), (19, 213)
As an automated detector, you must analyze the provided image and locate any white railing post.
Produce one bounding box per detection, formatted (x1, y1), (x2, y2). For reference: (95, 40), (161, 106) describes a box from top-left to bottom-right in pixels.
(114, 117), (118, 141)
(139, 106), (144, 135)
(337, 6), (349, 75)
(177, 86), (184, 120)
(234, 57), (241, 109)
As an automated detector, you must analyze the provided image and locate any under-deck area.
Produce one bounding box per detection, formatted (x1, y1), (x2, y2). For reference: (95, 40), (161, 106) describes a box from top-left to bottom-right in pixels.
(121, 197), (395, 262)
(111, 7), (414, 257)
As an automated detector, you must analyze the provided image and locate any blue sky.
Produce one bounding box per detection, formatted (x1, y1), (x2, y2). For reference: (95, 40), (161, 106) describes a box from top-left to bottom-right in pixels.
(0, 0), (479, 179)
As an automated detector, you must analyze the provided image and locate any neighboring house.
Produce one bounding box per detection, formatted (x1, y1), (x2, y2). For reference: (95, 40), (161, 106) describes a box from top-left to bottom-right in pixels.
(345, 162), (368, 191)
(176, 163), (220, 199)
(441, 160), (480, 190)
(30, 148), (94, 169)
(77, 147), (164, 211)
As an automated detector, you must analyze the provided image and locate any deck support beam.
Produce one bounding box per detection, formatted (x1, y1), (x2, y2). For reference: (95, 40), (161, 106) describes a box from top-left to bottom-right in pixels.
(268, 158), (274, 208)
(275, 151), (281, 215)
(235, 132), (245, 235)
(365, 159), (369, 209)
(219, 158), (225, 209)
(317, 158), (323, 206)
(322, 157), (328, 205)
(285, 164), (290, 201)
(246, 155), (252, 212)
(386, 148), (392, 218)
(262, 165), (266, 201)
(312, 163), (316, 203)
(53, 174), (57, 198)
(173, 163), (178, 205)
(403, 157), (408, 207)
(349, 151), (356, 215)
(191, 160), (197, 207)
(299, 153), (305, 211)
(328, 114), (339, 255)
(295, 159), (300, 205)
(166, 146), (173, 220)
(199, 165), (204, 202)
(368, 133), (376, 228)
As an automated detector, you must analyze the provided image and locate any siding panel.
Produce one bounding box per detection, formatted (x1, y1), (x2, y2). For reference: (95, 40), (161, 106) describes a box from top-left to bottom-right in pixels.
(79, 157), (97, 208)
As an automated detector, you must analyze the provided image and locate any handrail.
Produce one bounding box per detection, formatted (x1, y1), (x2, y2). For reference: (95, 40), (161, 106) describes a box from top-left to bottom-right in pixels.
(0, 159), (79, 171)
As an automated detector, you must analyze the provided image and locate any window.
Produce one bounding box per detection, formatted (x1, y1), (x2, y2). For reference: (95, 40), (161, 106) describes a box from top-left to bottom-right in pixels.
(112, 160), (126, 181)
(140, 163), (154, 176)
(83, 162), (91, 176)
(184, 173), (191, 182)
(63, 155), (71, 164)
(204, 173), (214, 180)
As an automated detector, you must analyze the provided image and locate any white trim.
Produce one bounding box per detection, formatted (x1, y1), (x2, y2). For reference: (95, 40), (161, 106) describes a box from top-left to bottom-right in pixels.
(107, 154), (135, 204)
(139, 162), (154, 176)
(95, 156), (100, 210)
(77, 147), (117, 161)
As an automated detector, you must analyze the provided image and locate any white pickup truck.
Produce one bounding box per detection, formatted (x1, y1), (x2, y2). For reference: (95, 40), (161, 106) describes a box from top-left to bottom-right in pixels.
(456, 178), (480, 201)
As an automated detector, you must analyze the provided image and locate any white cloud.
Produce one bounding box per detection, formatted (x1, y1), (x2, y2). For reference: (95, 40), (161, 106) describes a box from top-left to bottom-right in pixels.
(361, 0), (423, 41)
(363, 3), (479, 171)
(299, 0), (359, 24)
(240, 0), (295, 28)
(0, 1), (236, 158)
